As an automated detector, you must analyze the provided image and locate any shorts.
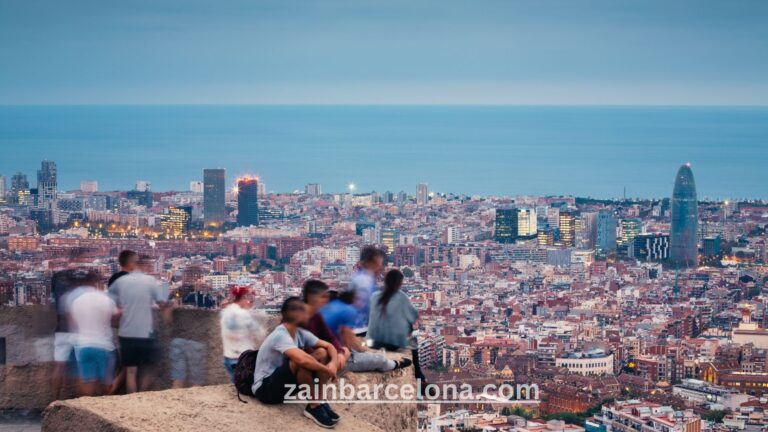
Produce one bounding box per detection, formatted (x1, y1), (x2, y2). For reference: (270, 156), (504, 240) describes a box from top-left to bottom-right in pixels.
(75, 347), (116, 384)
(119, 337), (159, 367)
(224, 357), (238, 383)
(54, 332), (75, 362)
(254, 359), (297, 405)
(169, 338), (206, 385)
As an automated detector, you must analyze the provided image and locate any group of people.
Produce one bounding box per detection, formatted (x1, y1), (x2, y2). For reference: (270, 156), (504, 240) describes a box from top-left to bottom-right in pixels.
(52, 250), (168, 397)
(50, 245), (420, 429)
(222, 246), (422, 429)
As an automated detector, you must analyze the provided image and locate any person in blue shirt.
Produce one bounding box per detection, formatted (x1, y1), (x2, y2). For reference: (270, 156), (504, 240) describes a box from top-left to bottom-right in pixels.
(320, 287), (411, 373)
(347, 246), (385, 334)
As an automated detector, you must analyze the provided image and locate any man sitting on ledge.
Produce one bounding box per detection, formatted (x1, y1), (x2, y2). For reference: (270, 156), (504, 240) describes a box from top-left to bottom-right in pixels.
(252, 296), (341, 429)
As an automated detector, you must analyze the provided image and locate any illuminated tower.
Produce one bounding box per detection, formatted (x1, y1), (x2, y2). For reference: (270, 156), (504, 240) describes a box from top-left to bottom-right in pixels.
(670, 163), (698, 268)
(558, 210), (577, 247)
(203, 168), (226, 227)
(236, 176), (259, 227)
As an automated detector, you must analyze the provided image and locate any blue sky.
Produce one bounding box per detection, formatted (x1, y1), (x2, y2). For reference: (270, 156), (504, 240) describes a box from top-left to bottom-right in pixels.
(1, 0), (767, 104)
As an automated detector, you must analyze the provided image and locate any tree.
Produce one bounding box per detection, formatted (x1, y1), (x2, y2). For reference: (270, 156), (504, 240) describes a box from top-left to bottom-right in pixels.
(402, 267), (415, 278)
(701, 410), (727, 423)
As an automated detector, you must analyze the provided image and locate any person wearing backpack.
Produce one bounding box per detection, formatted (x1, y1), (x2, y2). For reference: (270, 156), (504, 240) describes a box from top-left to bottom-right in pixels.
(252, 297), (341, 429)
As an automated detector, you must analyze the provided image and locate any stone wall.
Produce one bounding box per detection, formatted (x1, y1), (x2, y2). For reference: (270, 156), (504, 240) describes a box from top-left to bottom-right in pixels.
(0, 306), (241, 410)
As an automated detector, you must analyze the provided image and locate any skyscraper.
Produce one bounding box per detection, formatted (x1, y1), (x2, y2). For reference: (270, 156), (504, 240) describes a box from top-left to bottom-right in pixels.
(0, 175), (6, 199)
(305, 183), (322, 197)
(37, 160), (57, 207)
(670, 163), (698, 268)
(10, 172), (29, 205)
(558, 210), (577, 247)
(416, 183), (429, 205)
(517, 208), (538, 238)
(595, 211), (617, 252)
(495, 208), (518, 244)
(236, 176), (259, 227)
(203, 168), (226, 226)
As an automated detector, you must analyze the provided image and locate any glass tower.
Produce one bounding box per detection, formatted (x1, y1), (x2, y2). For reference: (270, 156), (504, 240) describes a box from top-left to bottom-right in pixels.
(670, 163), (698, 268)
(495, 208), (518, 244)
(236, 177), (259, 227)
(203, 168), (226, 226)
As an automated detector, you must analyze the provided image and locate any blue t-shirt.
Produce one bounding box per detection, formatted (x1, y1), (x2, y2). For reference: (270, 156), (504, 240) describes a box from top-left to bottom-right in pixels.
(320, 299), (357, 340)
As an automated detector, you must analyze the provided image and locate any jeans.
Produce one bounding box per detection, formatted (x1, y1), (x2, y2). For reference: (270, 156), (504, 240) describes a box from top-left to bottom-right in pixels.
(345, 350), (395, 372)
(224, 357), (238, 383)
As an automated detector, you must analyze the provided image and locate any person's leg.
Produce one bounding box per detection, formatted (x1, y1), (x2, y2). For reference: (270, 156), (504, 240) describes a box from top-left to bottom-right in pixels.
(411, 349), (426, 381)
(187, 340), (207, 387)
(125, 367), (139, 393)
(345, 351), (396, 372)
(52, 333), (74, 399)
(169, 338), (186, 389)
(138, 339), (159, 392)
(76, 347), (100, 397)
(224, 358), (237, 383)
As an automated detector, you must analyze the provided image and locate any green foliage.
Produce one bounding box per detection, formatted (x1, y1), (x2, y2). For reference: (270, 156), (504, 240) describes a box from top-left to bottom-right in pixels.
(701, 410), (727, 423)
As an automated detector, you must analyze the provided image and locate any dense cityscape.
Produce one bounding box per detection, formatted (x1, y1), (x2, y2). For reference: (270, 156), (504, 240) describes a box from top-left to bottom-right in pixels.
(1, 159), (767, 431)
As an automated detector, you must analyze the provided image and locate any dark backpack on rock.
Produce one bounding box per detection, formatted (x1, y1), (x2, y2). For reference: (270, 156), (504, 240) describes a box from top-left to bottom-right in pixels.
(234, 349), (258, 402)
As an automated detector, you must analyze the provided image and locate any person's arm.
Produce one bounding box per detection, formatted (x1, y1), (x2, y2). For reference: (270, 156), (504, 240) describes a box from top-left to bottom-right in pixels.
(340, 325), (368, 352)
(314, 339), (339, 374)
(283, 348), (336, 378)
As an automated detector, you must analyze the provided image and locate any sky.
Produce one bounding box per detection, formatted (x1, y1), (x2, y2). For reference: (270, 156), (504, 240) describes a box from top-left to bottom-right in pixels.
(1, 0), (767, 105)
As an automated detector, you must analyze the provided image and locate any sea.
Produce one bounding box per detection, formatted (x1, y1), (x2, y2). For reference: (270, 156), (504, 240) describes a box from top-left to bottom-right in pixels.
(0, 105), (766, 200)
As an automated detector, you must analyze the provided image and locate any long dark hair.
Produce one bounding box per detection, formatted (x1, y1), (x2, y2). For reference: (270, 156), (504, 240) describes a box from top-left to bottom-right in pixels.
(378, 269), (404, 314)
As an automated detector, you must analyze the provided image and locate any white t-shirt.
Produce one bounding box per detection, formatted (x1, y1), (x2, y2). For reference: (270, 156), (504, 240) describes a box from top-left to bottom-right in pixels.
(220, 304), (267, 359)
(70, 288), (118, 350)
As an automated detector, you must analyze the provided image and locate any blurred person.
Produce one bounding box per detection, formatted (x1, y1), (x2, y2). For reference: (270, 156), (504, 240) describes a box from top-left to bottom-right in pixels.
(50, 269), (78, 399)
(164, 306), (208, 389)
(320, 287), (410, 373)
(220, 286), (267, 382)
(108, 250), (138, 287)
(68, 269), (118, 396)
(368, 269), (424, 381)
(108, 255), (168, 393)
(347, 245), (385, 334)
(301, 280), (349, 371)
(252, 297), (340, 428)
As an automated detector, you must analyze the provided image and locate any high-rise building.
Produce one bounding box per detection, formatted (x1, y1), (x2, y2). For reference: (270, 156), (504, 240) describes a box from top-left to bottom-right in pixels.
(37, 160), (57, 207)
(135, 180), (151, 192)
(630, 233), (670, 261)
(0, 175), (6, 199)
(381, 191), (394, 204)
(558, 210), (577, 247)
(670, 163), (699, 268)
(236, 176), (259, 227)
(10, 172), (30, 205)
(126, 189), (153, 207)
(203, 168), (226, 226)
(537, 228), (555, 246)
(596, 211), (618, 252)
(189, 181), (203, 194)
(495, 208), (518, 244)
(578, 212), (597, 249)
(619, 219), (642, 247)
(416, 183), (429, 205)
(381, 228), (398, 253)
(160, 206), (192, 237)
(517, 208), (538, 238)
(80, 180), (98, 193)
(305, 183), (322, 196)
(703, 235), (721, 257)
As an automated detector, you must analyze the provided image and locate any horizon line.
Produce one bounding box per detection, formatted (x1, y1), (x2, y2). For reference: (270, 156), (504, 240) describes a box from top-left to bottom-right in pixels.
(2, 103), (768, 108)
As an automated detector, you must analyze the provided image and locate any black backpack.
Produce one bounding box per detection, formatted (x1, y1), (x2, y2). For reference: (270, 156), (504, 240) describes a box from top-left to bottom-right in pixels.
(233, 349), (259, 402)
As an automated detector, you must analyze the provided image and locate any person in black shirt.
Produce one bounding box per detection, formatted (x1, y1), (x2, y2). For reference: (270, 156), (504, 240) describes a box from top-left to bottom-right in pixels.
(108, 250), (138, 287)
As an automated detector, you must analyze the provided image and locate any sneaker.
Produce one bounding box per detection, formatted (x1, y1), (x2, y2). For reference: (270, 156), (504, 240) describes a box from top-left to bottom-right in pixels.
(304, 404), (336, 429)
(395, 358), (413, 369)
(321, 403), (340, 424)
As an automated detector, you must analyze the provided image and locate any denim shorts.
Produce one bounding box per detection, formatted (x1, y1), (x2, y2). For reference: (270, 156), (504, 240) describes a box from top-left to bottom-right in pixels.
(75, 347), (115, 384)
(170, 338), (207, 385)
(224, 357), (238, 383)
